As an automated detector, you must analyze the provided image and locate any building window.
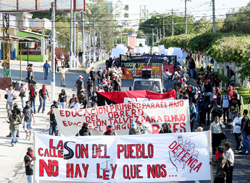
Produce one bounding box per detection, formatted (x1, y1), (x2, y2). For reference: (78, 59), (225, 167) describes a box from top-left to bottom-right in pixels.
(124, 5), (129, 11)
(124, 13), (129, 18)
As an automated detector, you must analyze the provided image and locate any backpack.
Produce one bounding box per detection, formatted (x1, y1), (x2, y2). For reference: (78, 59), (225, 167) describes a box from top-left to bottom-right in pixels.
(231, 70), (235, 76)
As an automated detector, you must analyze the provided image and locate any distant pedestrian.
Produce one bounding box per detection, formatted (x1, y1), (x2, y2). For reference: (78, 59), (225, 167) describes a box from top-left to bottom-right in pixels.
(76, 123), (91, 136)
(164, 69), (172, 91)
(47, 101), (59, 136)
(6, 103), (21, 138)
(104, 125), (117, 135)
(58, 89), (67, 109)
(29, 85), (37, 114)
(224, 142), (234, 183)
(5, 85), (17, 117)
(86, 77), (93, 100)
(18, 83), (27, 108)
(24, 147), (36, 183)
(226, 66), (233, 87)
(21, 101), (35, 141)
(96, 67), (102, 84)
(43, 60), (50, 80)
(89, 67), (96, 86)
(60, 66), (66, 87)
(240, 109), (250, 154)
(26, 64), (34, 81)
(75, 75), (84, 96)
(231, 111), (242, 152)
(55, 59), (58, 72)
(38, 84), (50, 113)
(8, 110), (21, 147)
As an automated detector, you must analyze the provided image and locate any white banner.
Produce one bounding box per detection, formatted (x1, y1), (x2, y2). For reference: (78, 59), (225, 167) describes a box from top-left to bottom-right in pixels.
(35, 132), (211, 182)
(54, 100), (190, 136)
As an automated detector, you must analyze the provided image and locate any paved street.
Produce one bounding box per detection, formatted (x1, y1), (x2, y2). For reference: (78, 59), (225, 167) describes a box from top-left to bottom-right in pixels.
(0, 60), (249, 183)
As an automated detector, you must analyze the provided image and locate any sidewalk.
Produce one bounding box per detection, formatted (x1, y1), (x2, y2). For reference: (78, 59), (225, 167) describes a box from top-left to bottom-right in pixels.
(0, 59), (105, 183)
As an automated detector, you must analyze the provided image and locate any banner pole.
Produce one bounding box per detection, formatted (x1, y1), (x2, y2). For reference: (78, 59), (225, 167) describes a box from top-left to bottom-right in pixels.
(33, 132), (39, 183)
(208, 130), (214, 183)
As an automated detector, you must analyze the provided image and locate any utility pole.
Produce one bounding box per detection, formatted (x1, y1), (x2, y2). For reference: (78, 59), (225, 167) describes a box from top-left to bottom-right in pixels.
(76, 22), (79, 67)
(212, 0), (216, 33)
(93, 19), (96, 63)
(50, 2), (56, 102)
(152, 29), (154, 46)
(73, 11), (76, 67)
(69, 0), (73, 69)
(159, 29), (161, 40)
(156, 29), (158, 41)
(81, 10), (85, 65)
(100, 32), (102, 61)
(89, 25), (91, 63)
(184, 0), (191, 34)
(162, 15), (165, 38)
(172, 9), (174, 36)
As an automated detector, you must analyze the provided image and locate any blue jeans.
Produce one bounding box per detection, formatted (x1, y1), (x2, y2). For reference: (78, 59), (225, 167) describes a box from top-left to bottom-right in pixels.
(11, 130), (18, 145)
(97, 78), (102, 84)
(21, 97), (25, 108)
(27, 175), (33, 183)
(60, 102), (66, 109)
(44, 69), (49, 79)
(30, 98), (36, 113)
(38, 98), (47, 113)
(190, 69), (194, 78)
(49, 123), (58, 136)
(164, 79), (170, 91)
(242, 131), (250, 154)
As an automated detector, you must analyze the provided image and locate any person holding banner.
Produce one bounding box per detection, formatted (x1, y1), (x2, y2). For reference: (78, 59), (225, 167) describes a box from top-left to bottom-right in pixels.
(76, 123), (91, 136)
(104, 125), (117, 136)
(58, 89), (67, 109)
(47, 101), (59, 136)
(159, 123), (172, 133)
(24, 147), (36, 183)
(129, 122), (145, 135)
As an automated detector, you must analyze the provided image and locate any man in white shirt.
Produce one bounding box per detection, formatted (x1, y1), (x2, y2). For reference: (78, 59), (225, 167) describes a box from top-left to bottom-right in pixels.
(5, 85), (17, 116)
(164, 69), (172, 91)
(224, 142), (234, 183)
(231, 111), (243, 151)
(210, 116), (225, 154)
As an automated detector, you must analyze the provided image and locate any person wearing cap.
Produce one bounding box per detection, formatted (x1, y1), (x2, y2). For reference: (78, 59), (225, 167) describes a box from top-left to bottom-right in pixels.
(76, 123), (91, 136)
(24, 147), (36, 183)
(129, 122), (145, 135)
(75, 75), (84, 96)
(47, 101), (59, 136)
(5, 85), (17, 117)
(21, 101), (35, 141)
(86, 77), (93, 101)
(8, 109), (21, 146)
(231, 111), (243, 152)
(58, 89), (67, 109)
(104, 125), (117, 135)
(43, 60), (50, 80)
(60, 65), (66, 87)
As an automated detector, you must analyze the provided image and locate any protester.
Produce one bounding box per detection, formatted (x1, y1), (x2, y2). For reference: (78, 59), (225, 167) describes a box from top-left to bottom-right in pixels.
(6, 103), (21, 138)
(226, 66), (233, 87)
(113, 76), (121, 91)
(24, 147), (36, 183)
(224, 142), (234, 183)
(21, 101), (35, 141)
(210, 146), (227, 183)
(195, 127), (203, 132)
(38, 84), (50, 113)
(26, 64), (34, 81)
(68, 94), (76, 108)
(29, 85), (37, 114)
(190, 102), (197, 132)
(76, 123), (91, 136)
(19, 83), (27, 108)
(210, 116), (225, 154)
(231, 111), (242, 152)
(79, 93), (88, 109)
(73, 97), (80, 109)
(86, 77), (93, 101)
(103, 125), (117, 135)
(60, 52), (65, 66)
(7, 110), (21, 146)
(75, 75), (84, 96)
(60, 66), (66, 87)
(159, 123), (172, 133)
(28, 76), (37, 89)
(164, 68), (172, 91)
(55, 59), (58, 72)
(58, 89), (67, 109)
(240, 109), (250, 154)
(89, 67), (96, 86)
(129, 122), (145, 135)
(47, 101), (58, 136)
(43, 60), (50, 80)
(5, 85), (17, 116)
(221, 90), (230, 124)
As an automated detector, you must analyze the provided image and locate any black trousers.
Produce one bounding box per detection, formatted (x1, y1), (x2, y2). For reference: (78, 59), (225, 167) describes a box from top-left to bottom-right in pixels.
(212, 133), (222, 154)
(223, 108), (229, 123)
(234, 133), (242, 150)
(215, 176), (226, 183)
(202, 109), (211, 126)
(226, 166), (233, 183)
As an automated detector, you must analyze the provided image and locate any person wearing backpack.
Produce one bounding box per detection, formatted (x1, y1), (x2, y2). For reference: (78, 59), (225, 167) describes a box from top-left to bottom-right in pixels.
(38, 84), (50, 113)
(28, 85), (37, 114)
(240, 109), (250, 155)
(221, 90), (231, 124)
(89, 67), (96, 86)
(224, 142), (234, 183)
(210, 146), (228, 183)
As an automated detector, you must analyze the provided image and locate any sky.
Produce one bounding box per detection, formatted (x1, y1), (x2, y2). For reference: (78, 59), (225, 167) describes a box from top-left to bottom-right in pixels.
(113, 0), (250, 19)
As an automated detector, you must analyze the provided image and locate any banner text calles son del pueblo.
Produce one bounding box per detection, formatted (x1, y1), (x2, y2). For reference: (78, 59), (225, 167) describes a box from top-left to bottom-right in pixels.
(35, 132), (211, 182)
(54, 100), (190, 136)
